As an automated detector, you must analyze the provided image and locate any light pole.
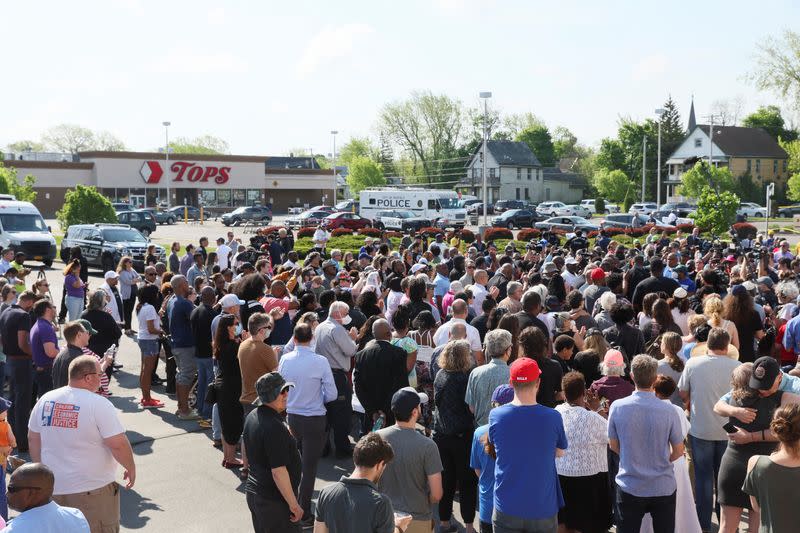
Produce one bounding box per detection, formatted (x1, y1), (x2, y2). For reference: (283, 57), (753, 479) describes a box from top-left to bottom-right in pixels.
(330, 130), (338, 206)
(163, 121), (171, 208)
(655, 108), (665, 206)
(479, 91), (492, 226)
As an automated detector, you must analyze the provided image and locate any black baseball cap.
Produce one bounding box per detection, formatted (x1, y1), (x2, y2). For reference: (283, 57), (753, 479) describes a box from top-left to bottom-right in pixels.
(253, 372), (295, 405)
(390, 387), (429, 419)
(750, 357), (781, 391)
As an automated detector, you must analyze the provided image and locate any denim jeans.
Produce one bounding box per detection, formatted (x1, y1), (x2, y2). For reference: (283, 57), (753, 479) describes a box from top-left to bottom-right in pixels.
(212, 361), (221, 441)
(616, 489), (676, 533)
(34, 367), (53, 399)
(688, 434), (727, 531)
(6, 359), (33, 452)
(65, 295), (84, 321)
(492, 509), (557, 533)
(194, 357), (214, 419)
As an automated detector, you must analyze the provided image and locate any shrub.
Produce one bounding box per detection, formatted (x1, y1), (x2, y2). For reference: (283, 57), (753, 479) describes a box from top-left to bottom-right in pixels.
(357, 227), (383, 237)
(418, 227), (443, 237)
(56, 185), (117, 230)
(457, 228), (475, 243)
(516, 228), (542, 241)
(484, 227), (513, 241)
(331, 228), (353, 237)
(384, 231), (403, 239)
(676, 223), (695, 233)
(263, 225), (289, 235)
(594, 198), (605, 214)
(732, 222), (758, 239)
(297, 227), (316, 238)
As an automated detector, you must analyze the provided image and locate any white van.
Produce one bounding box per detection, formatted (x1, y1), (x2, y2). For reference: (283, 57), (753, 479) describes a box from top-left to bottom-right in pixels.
(360, 188), (467, 228)
(0, 200), (57, 266)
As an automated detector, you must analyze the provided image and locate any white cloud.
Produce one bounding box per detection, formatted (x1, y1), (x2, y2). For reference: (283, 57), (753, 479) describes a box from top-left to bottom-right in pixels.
(207, 7), (227, 25)
(296, 23), (375, 78)
(152, 47), (248, 74)
(631, 54), (669, 82)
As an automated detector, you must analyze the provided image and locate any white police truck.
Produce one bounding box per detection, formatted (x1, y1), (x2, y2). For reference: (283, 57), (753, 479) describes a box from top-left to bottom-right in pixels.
(0, 199), (57, 266)
(359, 188), (467, 229)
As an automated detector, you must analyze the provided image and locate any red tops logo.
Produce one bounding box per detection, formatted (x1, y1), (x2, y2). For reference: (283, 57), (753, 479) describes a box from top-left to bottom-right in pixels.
(140, 161), (231, 185)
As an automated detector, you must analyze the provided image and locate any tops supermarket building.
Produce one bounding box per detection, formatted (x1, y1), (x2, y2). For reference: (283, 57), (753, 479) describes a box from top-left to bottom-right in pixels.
(1, 151), (342, 217)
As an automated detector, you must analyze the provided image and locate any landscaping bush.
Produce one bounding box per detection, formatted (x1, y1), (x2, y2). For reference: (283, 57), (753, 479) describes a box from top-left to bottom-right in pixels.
(483, 227), (513, 241)
(458, 228), (475, 243)
(417, 227), (443, 237)
(262, 225), (288, 235)
(676, 223), (695, 233)
(331, 228), (353, 237)
(297, 227), (316, 238)
(357, 227), (383, 237)
(516, 228), (542, 241)
(732, 222), (758, 239)
(384, 231), (403, 239)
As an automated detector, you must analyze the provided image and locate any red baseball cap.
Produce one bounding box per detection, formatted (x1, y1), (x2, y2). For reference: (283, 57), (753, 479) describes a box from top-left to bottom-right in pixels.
(510, 358), (541, 384)
(590, 268), (606, 282)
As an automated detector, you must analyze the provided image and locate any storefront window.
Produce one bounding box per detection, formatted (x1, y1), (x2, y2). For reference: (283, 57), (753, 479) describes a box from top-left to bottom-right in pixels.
(101, 188), (119, 201)
(146, 189), (160, 208)
(217, 190), (231, 206)
(201, 190), (217, 205)
(233, 189), (246, 205)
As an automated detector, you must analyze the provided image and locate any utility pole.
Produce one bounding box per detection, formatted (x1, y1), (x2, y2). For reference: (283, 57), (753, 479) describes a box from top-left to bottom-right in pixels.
(641, 136), (647, 202)
(655, 108), (665, 206)
(479, 91), (492, 226)
(163, 121), (171, 208)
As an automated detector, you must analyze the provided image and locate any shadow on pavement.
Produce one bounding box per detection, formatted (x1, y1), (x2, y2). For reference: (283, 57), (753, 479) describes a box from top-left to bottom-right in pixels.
(121, 488), (162, 529)
(126, 430), (155, 455)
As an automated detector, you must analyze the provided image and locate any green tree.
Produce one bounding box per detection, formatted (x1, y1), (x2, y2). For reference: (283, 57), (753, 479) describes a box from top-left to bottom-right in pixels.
(0, 164), (37, 202)
(378, 132), (396, 177)
(782, 139), (800, 175)
(678, 162), (736, 198)
(502, 112), (546, 138)
(552, 126), (578, 161)
(5, 140), (46, 153)
(170, 135), (229, 154)
(42, 124), (95, 153)
(345, 157), (385, 197)
(788, 172), (800, 202)
(595, 138), (626, 171)
(94, 131), (127, 151)
(56, 185), (117, 230)
(742, 105), (798, 141)
(694, 187), (739, 235)
(593, 168), (634, 203)
(515, 125), (555, 167)
(750, 30), (800, 111)
(339, 137), (378, 167)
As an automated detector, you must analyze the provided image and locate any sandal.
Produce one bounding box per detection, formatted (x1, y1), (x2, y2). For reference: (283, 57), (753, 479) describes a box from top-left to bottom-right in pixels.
(222, 460), (243, 469)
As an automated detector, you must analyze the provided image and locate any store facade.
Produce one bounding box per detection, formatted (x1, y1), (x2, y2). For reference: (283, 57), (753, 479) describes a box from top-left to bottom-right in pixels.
(1, 151), (337, 216)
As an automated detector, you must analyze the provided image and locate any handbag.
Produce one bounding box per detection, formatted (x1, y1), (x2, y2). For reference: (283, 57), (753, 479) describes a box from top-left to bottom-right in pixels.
(205, 379), (218, 405)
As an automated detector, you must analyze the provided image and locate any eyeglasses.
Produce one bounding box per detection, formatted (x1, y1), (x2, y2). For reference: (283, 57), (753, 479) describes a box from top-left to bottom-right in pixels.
(7, 485), (41, 494)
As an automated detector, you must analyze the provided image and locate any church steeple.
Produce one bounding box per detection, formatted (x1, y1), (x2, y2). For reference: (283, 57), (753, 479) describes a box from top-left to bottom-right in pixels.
(687, 96), (696, 132)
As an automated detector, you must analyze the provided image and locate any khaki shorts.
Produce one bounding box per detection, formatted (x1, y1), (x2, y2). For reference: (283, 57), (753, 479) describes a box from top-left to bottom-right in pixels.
(405, 519), (433, 533)
(54, 481), (120, 533)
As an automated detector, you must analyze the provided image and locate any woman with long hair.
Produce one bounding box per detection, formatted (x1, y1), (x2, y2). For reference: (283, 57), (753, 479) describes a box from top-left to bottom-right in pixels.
(723, 286), (765, 363)
(81, 289), (122, 381)
(410, 310), (437, 431)
(432, 339), (478, 533)
(657, 332), (685, 407)
(743, 404), (800, 532)
(356, 289), (382, 320)
(63, 258), (86, 321)
(145, 244), (158, 267)
(497, 314), (520, 363)
(116, 256), (141, 334)
(669, 287), (696, 335)
(213, 313), (244, 469)
(704, 295), (740, 349)
(638, 292), (660, 329)
(390, 305), (418, 375)
(135, 284), (165, 409)
(356, 315), (383, 351)
(713, 363), (800, 532)
(0, 284), (16, 314)
(640, 298), (682, 344)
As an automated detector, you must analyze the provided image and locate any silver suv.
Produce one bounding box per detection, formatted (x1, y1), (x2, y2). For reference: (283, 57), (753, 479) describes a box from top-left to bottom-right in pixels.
(60, 224), (165, 273)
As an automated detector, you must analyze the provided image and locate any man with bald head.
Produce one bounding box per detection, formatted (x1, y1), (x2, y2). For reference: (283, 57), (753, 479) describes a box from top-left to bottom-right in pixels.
(4, 462), (89, 531)
(354, 319), (410, 429)
(29, 355), (134, 533)
(433, 299), (484, 364)
(190, 286), (220, 422)
(168, 275), (200, 420)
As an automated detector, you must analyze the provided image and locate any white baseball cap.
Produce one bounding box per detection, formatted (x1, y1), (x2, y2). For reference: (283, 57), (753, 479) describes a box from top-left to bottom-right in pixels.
(104, 271), (119, 280)
(219, 294), (245, 308)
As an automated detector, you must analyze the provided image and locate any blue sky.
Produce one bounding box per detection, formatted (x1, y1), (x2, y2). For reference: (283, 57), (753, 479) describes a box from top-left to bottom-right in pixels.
(2, 0), (797, 156)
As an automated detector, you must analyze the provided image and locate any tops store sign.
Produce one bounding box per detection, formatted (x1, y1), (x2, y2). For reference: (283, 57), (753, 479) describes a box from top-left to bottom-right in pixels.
(140, 161), (231, 185)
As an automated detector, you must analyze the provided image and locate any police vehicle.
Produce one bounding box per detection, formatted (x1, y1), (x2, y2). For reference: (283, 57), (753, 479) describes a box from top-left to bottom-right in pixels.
(359, 188), (467, 229)
(373, 210), (431, 232)
(60, 223), (166, 273)
(0, 200), (57, 267)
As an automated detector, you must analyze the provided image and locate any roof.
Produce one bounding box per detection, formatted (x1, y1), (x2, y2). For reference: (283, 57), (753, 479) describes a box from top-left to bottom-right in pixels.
(696, 125), (787, 158)
(542, 167), (586, 188)
(264, 156), (321, 169)
(472, 140), (541, 167)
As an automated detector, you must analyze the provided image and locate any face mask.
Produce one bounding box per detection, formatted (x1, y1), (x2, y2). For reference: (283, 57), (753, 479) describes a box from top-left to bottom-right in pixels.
(235, 323), (243, 337)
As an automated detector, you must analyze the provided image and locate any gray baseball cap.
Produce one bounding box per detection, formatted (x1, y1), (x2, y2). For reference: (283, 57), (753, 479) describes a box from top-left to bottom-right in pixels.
(253, 372), (295, 406)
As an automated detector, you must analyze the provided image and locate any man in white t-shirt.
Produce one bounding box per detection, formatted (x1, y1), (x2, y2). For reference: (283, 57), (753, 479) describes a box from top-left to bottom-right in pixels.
(28, 355), (135, 533)
(216, 237), (232, 271)
(433, 299), (484, 364)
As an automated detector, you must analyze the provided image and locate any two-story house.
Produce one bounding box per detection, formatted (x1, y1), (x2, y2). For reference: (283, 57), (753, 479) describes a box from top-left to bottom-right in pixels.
(458, 140), (583, 204)
(665, 125), (789, 199)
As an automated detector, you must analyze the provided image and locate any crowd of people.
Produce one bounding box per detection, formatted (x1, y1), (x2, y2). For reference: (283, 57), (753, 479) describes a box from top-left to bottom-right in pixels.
(2, 222), (800, 531)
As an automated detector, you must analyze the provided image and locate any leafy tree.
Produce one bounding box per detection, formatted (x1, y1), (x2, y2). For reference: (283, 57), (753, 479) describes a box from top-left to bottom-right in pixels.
(736, 173), (763, 204)
(170, 135), (229, 154)
(56, 185), (117, 230)
(742, 105), (797, 141)
(378, 132), (396, 177)
(378, 91), (465, 185)
(694, 187), (739, 235)
(5, 140), (46, 153)
(781, 139), (800, 175)
(787, 172), (800, 202)
(345, 157), (385, 197)
(94, 131), (126, 151)
(552, 126), (578, 161)
(710, 96), (745, 126)
(750, 30), (800, 111)
(339, 137), (378, 167)
(515, 125), (555, 167)
(42, 124), (95, 153)
(595, 138), (626, 171)
(679, 162), (736, 198)
(0, 164), (37, 202)
(593, 168), (634, 203)
(594, 197), (605, 214)
(502, 112), (546, 138)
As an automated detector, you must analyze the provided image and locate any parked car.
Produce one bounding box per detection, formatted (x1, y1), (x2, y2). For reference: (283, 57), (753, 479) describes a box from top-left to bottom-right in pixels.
(737, 202), (767, 219)
(494, 200), (526, 213)
(310, 205), (337, 214)
(580, 199), (620, 214)
(60, 223), (165, 272)
(321, 212), (372, 230)
(599, 214), (650, 229)
(778, 204), (800, 218)
(286, 209), (330, 228)
(220, 205), (273, 226)
(536, 201), (569, 217)
(334, 200), (360, 213)
(466, 202), (494, 216)
(659, 202), (696, 217)
(143, 209), (176, 225)
(492, 209), (536, 229)
(374, 210), (431, 232)
(116, 209), (157, 237)
(649, 211), (693, 226)
(534, 216), (599, 232)
(167, 205), (202, 221)
(628, 202), (659, 215)
(112, 202), (133, 213)
(562, 204), (592, 218)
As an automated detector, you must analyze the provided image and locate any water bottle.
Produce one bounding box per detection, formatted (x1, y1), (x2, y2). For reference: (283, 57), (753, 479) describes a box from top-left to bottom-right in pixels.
(371, 413), (385, 432)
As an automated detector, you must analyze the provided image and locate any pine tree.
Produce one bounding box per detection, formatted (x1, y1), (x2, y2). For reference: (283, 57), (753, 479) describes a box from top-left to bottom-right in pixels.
(378, 132), (396, 178)
(659, 95), (685, 201)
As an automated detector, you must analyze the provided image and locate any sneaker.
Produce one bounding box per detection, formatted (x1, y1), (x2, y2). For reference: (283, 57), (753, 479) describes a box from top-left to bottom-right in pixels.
(140, 398), (165, 409)
(176, 409), (201, 420)
(197, 419), (212, 428)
